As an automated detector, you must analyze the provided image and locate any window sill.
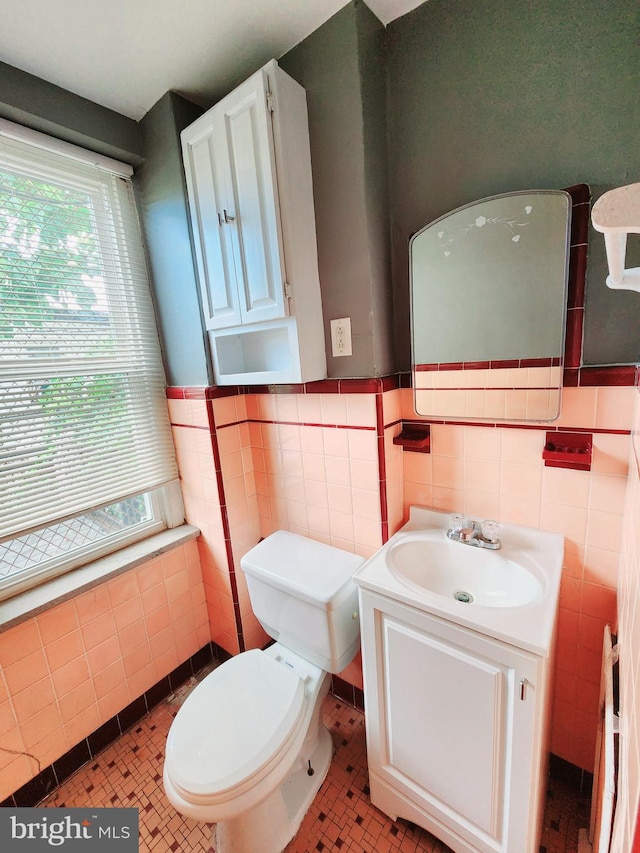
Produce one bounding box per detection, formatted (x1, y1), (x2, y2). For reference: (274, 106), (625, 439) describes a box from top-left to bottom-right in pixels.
(0, 524), (201, 633)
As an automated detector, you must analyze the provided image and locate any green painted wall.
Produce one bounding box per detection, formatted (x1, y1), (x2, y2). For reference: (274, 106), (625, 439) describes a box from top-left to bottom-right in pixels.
(136, 93), (211, 387)
(2, 0), (637, 382)
(356, 0), (393, 376)
(0, 61), (142, 165)
(281, 0), (393, 377)
(387, 0), (640, 369)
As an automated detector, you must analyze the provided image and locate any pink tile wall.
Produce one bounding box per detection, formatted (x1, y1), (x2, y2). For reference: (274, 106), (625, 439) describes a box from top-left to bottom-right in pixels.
(612, 382), (640, 850)
(169, 396), (239, 655)
(394, 385), (634, 771)
(383, 389), (406, 534)
(247, 392), (382, 557)
(415, 365), (563, 421)
(0, 540), (207, 802)
(247, 391), (382, 680)
(212, 395), (267, 653)
(168, 379), (634, 773)
(183, 388), (385, 676)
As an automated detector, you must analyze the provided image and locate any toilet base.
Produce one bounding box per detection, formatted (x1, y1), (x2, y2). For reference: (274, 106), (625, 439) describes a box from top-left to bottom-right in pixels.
(214, 723), (333, 853)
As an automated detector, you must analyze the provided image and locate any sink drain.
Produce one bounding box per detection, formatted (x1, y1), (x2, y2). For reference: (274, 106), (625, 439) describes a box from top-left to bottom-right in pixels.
(453, 590), (474, 604)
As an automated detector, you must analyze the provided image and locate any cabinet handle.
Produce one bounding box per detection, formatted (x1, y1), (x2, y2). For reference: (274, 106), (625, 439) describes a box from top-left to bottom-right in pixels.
(520, 678), (529, 701)
(224, 209), (235, 223)
(218, 212), (224, 227)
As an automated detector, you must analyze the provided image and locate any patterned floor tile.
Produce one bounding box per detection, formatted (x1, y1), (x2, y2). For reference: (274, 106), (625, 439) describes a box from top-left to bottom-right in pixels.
(40, 670), (588, 853)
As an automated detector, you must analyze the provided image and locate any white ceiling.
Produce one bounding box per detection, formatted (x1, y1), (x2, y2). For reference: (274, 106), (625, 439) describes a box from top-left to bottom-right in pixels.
(0, 0), (423, 121)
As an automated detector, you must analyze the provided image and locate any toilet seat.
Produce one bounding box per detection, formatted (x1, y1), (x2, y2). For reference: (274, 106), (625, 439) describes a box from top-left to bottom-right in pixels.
(165, 650), (306, 804)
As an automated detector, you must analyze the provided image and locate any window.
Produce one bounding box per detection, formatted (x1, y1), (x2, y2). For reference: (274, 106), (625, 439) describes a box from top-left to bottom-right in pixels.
(0, 121), (180, 599)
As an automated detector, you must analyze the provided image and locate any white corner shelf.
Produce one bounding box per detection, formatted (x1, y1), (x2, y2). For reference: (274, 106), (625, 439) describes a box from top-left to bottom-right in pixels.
(591, 182), (640, 292)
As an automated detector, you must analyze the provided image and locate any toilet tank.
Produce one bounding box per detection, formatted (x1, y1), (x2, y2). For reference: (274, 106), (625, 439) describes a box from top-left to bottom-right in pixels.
(240, 531), (364, 673)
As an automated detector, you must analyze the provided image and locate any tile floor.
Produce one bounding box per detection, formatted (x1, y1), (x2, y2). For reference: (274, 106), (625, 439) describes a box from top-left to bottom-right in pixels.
(40, 669), (590, 852)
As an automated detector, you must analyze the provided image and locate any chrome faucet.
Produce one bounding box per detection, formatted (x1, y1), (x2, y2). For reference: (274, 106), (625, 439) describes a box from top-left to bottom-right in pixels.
(447, 516), (501, 550)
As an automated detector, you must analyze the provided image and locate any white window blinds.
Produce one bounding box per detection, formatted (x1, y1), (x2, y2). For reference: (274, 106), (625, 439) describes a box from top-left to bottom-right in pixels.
(0, 125), (178, 543)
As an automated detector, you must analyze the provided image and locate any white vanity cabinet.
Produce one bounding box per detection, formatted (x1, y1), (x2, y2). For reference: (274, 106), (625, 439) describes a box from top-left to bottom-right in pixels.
(358, 589), (551, 853)
(181, 60), (326, 385)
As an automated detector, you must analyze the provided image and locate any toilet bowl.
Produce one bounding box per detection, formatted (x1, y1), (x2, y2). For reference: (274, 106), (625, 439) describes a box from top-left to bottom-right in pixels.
(163, 531), (364, 853)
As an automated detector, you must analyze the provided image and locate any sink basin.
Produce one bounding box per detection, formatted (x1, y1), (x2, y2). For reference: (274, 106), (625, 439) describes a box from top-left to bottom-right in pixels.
(353, 507), (564, 656)
(387, 534), (543, 607)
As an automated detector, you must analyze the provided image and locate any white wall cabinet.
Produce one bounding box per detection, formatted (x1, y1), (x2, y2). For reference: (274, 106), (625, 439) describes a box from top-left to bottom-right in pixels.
(358, 589), (551, 853)
(182, 60), (326, 385)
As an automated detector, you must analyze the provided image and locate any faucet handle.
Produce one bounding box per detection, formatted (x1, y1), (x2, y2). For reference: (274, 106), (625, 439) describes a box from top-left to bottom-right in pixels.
(481, 519), (500, 543)
(448, 513), (465, 532)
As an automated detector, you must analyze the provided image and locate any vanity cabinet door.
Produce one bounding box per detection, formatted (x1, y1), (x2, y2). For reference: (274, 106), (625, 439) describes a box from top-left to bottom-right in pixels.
(359, 590), (545, 853)
(182, 66), (287, 331)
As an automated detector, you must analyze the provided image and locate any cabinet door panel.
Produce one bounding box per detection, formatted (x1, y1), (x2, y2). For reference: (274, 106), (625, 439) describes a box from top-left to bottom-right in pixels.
(359, 591), (544, 853)
(222, 78), (286, 325)
(382, 614), (505, 837)
(184, 130), (240, 329)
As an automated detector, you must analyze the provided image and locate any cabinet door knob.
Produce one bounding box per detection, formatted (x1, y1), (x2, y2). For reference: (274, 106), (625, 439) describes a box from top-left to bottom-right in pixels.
(520, 678), (529, 701)
(224, 209), (235, 223)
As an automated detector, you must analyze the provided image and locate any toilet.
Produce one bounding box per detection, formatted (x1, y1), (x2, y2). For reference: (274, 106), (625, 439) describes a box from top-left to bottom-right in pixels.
(163, 530), (364, 853)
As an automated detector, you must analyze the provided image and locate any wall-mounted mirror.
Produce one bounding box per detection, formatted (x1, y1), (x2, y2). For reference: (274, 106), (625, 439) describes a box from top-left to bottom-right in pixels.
(410, 190), (571, 422)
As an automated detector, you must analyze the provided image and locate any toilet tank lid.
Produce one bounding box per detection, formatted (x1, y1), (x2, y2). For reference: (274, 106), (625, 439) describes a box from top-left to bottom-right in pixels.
(241, 531), (364, 607)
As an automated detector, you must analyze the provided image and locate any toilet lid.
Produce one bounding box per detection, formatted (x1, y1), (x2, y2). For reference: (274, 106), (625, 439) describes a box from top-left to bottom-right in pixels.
(166, 650), (306, 799)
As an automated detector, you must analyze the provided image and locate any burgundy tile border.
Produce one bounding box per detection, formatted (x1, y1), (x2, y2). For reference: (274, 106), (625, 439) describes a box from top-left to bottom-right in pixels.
(166, 386), (204, 400)
(205, 399), (245, 654)
(385, 418), (404, 430)
(563, 368), (579, 387)
(552, 426), (631, 435)
(463, 361), (491, 370)
(399, 416), (630, 436)
(167, 364), (635, 412)
(167, 385), (244, 400)
(415, 358), (561, 372)
(260, 383), (307, 395)
(205, 385), (242, 400)
(562, 365), (638, 387)
(415, 385), (560, 392)
(577, 365), (638, 387)
(567, 244), (587, 309)
(375, 393), (389, 544)
(565, 183), (590, 206)
(564, 308), (584, 369)
(563, 186), (589, 369)
(169, 421), (209, 430)
(378, 375), (401, 392)
(340, 377), (383, 393)
(167, 376), (402, 401)
(217, 419), (376, 431)
(569, 203), (590, 247)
